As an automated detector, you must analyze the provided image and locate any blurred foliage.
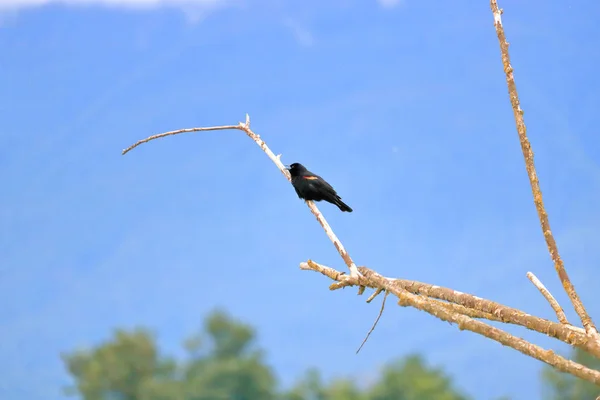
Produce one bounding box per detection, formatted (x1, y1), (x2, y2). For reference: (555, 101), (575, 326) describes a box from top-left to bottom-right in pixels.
(283, 356), (471, 400)
(368, 355), (469, 400)
(542, 347), (600, 400)
(63, 309), (600, 400)
(62, 309), (473, 400)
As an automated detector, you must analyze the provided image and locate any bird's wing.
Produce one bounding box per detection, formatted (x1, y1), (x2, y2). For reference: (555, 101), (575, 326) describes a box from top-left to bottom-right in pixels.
(312, 174), (339, 196)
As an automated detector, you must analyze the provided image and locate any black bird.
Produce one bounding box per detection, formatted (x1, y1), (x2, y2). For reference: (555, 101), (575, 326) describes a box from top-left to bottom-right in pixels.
(286, 162), (353, 212)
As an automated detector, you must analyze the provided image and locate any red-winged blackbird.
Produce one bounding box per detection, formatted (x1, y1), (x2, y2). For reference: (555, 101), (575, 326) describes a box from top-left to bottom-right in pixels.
(286, 163), (353, 212)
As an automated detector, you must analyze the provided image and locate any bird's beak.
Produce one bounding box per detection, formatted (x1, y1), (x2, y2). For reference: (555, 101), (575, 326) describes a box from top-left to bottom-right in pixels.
(284, 164), (291, 170)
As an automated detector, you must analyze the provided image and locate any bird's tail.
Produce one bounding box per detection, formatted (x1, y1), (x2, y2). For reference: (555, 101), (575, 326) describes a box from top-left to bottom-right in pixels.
(335, 198), (353, 212)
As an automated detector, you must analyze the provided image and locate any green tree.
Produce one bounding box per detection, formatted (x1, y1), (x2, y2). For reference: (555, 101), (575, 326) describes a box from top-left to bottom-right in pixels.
(283, 368), (327, 400)
(62, 328), (178, 400)
(283, 355), (467, 400)
(542, 347), (600, 400)
(368, 354), (470, 400)
(326, 378), (366, 400)
(283, 368), (365, 400)
(63, 310), (469, 400)
(182, 310), (276, 400)
(62, 310), (276, 400)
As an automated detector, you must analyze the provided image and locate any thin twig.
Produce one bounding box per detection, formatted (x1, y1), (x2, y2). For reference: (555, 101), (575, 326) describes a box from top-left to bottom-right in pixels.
(301, 261), (600, 384)
(367, 288), (384, 303)
(490, 0), (597, 337)
(357, 291), (389, 354)
(527, 272), (569, 324)
(122, 114), (362, 278)
(122, 125), (239, 155)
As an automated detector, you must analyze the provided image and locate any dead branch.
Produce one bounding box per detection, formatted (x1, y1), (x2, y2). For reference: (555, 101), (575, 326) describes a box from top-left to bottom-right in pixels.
(301, 261), (600, 384)
(490, 0), (598, 337)
(122, 114), (361, 278)
(302, 260), (600, 358)
(363, 283), (502, 322)
(527, 271), (569, 324)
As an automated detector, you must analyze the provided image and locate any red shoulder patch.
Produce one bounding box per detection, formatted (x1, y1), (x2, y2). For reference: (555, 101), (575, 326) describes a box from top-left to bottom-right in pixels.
(303, 176), (319, 180)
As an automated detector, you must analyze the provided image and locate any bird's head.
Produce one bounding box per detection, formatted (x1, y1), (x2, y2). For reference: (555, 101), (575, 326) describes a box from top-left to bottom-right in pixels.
(285, 162), (307, 177)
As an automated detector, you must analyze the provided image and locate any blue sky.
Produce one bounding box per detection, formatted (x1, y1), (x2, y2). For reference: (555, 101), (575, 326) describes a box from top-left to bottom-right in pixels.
(1, 0), (600, 399)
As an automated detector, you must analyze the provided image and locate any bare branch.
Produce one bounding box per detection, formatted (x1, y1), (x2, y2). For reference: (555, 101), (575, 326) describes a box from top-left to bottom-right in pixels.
(393, 286), (600, 385)
(301, 261), (600, 384)
(122, 115), (361, 278)
(122, 125), (239, 155)
(357, 291), (389, 354)
(490, 0), (598, 336)
(363, 276), (503, 322)
(301, 260), (600, 358)
(435, 300), (504, 323)
(527, 272), (569, 324)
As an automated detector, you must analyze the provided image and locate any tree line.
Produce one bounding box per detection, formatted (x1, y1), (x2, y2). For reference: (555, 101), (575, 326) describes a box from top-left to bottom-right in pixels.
(62, 310), (600, 400)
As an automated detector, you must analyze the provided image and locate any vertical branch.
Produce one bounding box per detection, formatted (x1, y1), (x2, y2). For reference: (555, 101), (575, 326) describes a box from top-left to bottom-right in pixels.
(489, 0), (598, 336)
